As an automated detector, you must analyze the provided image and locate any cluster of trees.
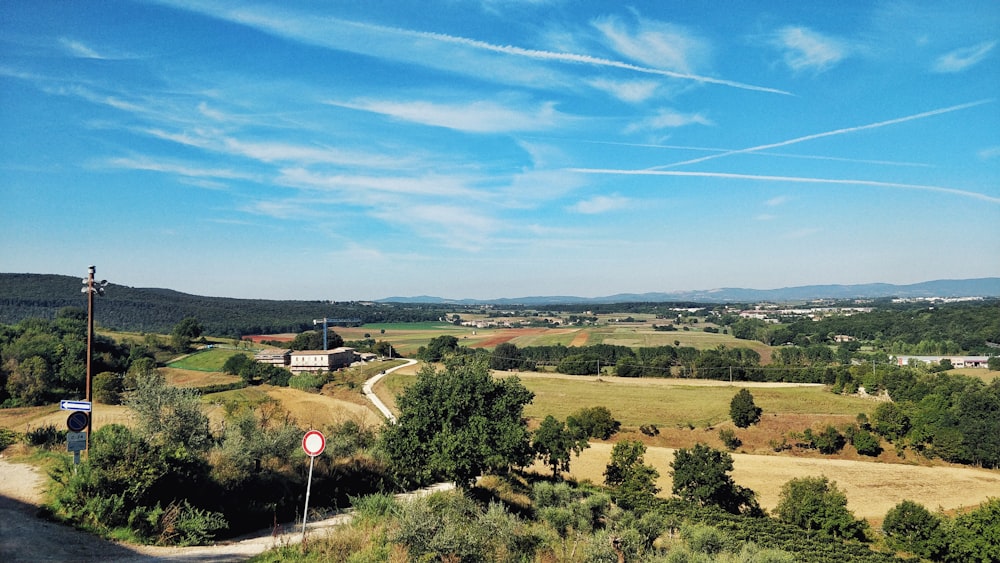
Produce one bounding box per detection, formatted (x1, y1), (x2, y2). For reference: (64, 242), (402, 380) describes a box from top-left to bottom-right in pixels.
(0, 309), (142, 406)
(722, 300), (999, 354)
(865, 372), (1000, 467)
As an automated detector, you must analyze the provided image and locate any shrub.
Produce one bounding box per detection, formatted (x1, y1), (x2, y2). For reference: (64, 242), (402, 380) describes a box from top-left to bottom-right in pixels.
(288, 371), (326, 392)
(0, 428), (22, 451)
(25, 424), (65, 448)
(851, 428), (882, 457)
(719, 428), (741, 451)
(640, 424), (660, 437)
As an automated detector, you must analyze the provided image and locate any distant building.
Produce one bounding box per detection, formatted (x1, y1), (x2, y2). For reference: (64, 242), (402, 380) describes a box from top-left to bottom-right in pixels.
(289, 347), (357, 374)
(894, 355), (990, 368)
(254, 348), (291, 367)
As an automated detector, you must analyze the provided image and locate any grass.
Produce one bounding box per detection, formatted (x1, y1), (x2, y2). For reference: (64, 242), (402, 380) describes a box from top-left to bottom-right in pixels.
(379, 371), (875, 429)
(166, 347), (249, 372)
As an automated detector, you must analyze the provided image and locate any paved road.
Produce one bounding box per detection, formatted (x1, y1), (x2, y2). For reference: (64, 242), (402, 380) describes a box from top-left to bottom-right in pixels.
(362, 358), (417, 423)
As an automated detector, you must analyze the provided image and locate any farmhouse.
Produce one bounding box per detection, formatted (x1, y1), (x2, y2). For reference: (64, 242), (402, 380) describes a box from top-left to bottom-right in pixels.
(894, 355), (991, 368)
(289, 347), (358, 374)
(253, 348), (291, 367)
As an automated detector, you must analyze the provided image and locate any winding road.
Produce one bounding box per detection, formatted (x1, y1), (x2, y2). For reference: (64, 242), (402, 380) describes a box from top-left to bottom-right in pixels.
(361, 358), (416, 423)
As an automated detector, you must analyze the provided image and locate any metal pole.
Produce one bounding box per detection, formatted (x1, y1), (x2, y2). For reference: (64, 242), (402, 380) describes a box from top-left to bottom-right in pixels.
(85, 265), (95, 453)
(301, 455), (315, 543)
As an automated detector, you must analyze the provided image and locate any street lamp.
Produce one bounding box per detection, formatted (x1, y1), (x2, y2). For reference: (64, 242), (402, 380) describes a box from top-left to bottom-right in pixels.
(81, 266), (108, 452)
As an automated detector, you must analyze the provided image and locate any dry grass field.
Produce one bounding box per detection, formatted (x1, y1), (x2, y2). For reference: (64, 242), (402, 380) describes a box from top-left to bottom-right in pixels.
(549, 442), (1000, 521)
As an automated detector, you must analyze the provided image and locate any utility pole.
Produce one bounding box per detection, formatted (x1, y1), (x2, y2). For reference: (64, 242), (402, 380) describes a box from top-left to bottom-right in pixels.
(81, 266), (107, 452)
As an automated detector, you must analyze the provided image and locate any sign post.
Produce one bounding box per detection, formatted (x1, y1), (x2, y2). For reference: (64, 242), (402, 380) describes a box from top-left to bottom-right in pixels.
(300, 430), (326, 543)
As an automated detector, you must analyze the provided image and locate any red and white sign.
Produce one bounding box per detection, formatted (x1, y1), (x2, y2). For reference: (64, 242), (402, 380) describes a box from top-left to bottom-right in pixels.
(302, 430), (326, 457)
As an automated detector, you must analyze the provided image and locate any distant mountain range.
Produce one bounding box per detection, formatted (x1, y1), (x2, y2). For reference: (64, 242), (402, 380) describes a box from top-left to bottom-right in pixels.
(378, 278), (1000, 305)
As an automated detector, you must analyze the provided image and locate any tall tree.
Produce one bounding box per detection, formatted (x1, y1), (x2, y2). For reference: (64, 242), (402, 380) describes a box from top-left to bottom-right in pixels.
(670, 443), (760, 515)
(532, 415), (589, 478)
(775, 476), (868, 541)
(379, 358), (534, 488)
(603, 440), (659, 511)
(729, 388), (762, 428)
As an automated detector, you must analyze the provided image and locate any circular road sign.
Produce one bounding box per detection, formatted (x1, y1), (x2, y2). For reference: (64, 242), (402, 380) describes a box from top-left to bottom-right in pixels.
(302, 430), (326, 457)
(66, 411), (90, 433)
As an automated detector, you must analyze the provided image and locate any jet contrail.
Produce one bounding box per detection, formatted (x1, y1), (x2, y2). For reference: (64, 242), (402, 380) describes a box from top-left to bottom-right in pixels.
(570, 168), (1000, 204)
(647, 99), (993, 170)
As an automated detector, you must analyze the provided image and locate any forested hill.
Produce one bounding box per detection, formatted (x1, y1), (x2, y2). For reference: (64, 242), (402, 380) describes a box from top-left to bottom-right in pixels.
(0, 273), (442, 337)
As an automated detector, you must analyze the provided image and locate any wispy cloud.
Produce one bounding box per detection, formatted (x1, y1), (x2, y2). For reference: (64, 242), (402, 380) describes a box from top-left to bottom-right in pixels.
(570, 168), (1000, 204)
(773, 26), (849, 73)
(157, 2), (791, 95)
(60, 38), (107, 59)
(106, 157), (258, 182)
(765, 195), (790, 207)
(592, 15), (709, 74)
(648, 100), (993, 169)
(624, 108), (712, 134)
(932, 40), (996, 73)
(978, 146), (1000, 160)
(329, 98), (564, 133)
(569, 194), (630, 214)
(588, 78), (660, 103)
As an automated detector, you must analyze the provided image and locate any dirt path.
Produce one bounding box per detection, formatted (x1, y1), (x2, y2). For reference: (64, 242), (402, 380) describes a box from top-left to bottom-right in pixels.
(0, 458), (453, 562)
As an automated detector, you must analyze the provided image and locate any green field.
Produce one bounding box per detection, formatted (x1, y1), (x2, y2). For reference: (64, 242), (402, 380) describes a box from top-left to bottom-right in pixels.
(166, 347), (249, 372)
(381, 371), (874, 429)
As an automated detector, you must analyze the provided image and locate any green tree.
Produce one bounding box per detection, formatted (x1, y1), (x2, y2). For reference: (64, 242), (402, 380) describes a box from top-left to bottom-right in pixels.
(775, 476), (868, 541)
(603, 440), (659, 511)
(566, 406), (620, 440)
(872, 402), (911, 442)
(416, 335), (460, 362)
(943, 497), (1000, 563)
(5, 355), (52, 405)
(729, 388), (763, 428)
(532, 415), (589, 478)
(988, 356), (1000, 371)
(670, 443), (760, 515)
(882, 500), (945, 560)
(490, 342), (524, 370)
(851, 428), (882, 457)
(93, 371), (122, 405)
(126, 370), (211, 451)
(171, 317), (204, 352)
(379, 358), (534, 488)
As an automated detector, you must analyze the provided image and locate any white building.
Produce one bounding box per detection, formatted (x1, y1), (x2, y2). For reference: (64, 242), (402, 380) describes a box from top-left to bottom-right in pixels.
(289, 347), (357, 374)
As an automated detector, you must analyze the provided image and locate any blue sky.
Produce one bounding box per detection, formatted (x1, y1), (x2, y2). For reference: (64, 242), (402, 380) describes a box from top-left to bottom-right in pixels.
(2, 1), (998, 300)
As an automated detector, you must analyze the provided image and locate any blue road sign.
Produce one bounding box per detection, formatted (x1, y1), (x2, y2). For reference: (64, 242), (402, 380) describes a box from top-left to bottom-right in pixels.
(66, 411), (89, 432)
(60, 400), (92, 412)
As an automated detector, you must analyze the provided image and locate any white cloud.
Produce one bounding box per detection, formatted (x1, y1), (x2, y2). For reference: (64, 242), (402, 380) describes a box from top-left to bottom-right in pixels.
(978, 146), (1000, 160)
(569, 194), (629, 214)
(625, 108), (712, 134)
(330, 98), (564, 133)
(592, 15), (708, 74)
(588, 78), (660, 103)
(60, 38), (106, 59)
(932, 40), (996, 73)
(765, 195), (790, 207)
(773, 26), (849, 73)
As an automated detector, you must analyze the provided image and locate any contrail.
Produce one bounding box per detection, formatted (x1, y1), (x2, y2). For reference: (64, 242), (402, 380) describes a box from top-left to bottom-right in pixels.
(570, 168), (1000, 204)
(403, 27), (792, 95)
(647, 99), (994, 170)
(172, 2), (792, 96)
(552, 138), (931, 168)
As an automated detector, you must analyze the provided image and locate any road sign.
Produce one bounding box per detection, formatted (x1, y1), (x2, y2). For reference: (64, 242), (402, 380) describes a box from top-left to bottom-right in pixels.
(302, 430), (326, 457)
(66, 411), (90, 432)
(67, 432), (87, 452)
(60, 400), (92, 412)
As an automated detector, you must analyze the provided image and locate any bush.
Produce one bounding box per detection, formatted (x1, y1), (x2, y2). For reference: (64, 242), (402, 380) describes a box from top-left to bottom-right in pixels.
(851, 428), (882, 457)
(25, 424), (65, 448)
(719, 428), (741, 451)
(288, 372), (326, 392)
(0, 428), (21, 451)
